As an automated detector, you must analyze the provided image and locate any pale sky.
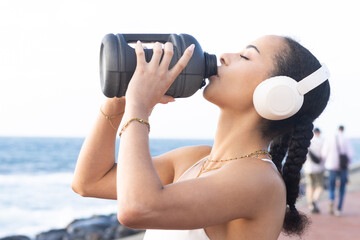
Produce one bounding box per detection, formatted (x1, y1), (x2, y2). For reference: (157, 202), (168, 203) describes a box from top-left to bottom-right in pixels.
(0, 0), (359, 139)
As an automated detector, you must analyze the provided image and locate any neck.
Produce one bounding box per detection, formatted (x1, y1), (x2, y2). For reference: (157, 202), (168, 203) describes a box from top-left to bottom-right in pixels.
(210, 109), (270, 160)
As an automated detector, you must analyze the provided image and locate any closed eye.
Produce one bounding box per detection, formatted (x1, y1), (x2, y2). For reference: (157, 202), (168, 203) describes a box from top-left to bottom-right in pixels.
(240, 55), (249, 60)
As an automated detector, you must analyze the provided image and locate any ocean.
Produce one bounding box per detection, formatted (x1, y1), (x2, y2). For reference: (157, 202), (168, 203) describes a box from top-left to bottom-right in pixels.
(0, 137), (213, 238)
(0, 137), (359, 238)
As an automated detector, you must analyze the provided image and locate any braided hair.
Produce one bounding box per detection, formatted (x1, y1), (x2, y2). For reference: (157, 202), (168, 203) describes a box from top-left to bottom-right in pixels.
(262, 37), (330, 236)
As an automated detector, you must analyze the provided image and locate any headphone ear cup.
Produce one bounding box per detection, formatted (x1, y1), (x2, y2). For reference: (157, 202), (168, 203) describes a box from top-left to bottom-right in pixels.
(253, 76), (304, 120)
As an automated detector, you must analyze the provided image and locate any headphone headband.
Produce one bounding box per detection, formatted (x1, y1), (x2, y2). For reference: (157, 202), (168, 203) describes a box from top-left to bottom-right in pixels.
(296, 64), (330, 95)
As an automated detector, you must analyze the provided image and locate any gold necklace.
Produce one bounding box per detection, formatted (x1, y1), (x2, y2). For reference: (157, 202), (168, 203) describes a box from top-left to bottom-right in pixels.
(196, 150), (272, 178)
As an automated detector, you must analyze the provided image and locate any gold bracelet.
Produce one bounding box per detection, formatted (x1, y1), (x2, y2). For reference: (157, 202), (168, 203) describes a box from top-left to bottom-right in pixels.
(100, 107), (124, 130)
(119, 118), (150, 137)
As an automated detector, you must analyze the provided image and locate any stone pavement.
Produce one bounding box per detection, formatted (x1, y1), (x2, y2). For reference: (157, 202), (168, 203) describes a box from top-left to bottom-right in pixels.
(279, 165), (360, 240)
(279, 191), (360, 240)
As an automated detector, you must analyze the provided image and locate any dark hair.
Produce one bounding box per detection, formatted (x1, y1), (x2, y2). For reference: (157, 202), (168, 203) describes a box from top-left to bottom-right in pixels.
(339, 125), (344, 131)
(314, 128), (320, 134)
(262, 37), (330, 236)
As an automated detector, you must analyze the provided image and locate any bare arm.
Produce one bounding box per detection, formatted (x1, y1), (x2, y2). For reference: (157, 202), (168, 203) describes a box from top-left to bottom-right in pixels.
(71, 95), (189, 199)
(72, 97), (125, 199)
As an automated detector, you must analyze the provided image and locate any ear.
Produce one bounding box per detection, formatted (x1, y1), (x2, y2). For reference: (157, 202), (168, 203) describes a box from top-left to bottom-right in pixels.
(253, 76), (303, 120)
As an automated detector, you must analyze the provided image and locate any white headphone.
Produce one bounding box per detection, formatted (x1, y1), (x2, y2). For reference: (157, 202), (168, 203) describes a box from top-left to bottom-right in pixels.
(253, 65), (330, 120)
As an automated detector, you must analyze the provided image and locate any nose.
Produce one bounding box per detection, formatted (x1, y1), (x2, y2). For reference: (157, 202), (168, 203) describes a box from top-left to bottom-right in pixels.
(220, 53), (231, 66)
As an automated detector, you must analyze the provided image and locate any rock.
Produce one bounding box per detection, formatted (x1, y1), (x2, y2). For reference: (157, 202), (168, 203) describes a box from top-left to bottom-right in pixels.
(2, 213), (140, 240)
(66, 214), (117, 240)
(0, 236), (30, 240)
(67, 214), (118, 234)
(104, 225), (139, 239)
(65, 214), (139, 240)
(36, 229), (68, 240)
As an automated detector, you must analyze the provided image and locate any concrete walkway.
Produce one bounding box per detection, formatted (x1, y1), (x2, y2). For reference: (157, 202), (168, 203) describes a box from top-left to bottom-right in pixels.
(279, 191), (360, 240)
(279, 165), (360, 240)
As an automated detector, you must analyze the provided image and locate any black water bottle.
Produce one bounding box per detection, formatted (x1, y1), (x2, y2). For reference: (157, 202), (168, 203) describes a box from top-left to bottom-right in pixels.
(100, 33), (217, 98)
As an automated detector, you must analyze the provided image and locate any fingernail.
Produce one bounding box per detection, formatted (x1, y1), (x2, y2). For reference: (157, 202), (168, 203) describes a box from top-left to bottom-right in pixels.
(137, 40), (142, 44)
(188, 44), (195, 52)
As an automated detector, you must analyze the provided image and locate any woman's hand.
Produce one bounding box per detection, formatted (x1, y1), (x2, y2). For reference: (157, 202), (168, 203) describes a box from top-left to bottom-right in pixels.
(125, 41), (195, 116)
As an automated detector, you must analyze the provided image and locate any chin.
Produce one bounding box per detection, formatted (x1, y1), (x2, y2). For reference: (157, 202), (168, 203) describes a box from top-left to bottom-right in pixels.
(203, 83), (218, 105)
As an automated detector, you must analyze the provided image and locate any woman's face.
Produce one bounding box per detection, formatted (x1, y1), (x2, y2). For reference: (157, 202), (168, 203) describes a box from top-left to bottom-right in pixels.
(204, 35), (286, 113)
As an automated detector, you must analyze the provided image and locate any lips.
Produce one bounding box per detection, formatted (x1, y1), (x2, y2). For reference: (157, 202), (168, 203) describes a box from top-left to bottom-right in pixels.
(209, 68), (220, 80)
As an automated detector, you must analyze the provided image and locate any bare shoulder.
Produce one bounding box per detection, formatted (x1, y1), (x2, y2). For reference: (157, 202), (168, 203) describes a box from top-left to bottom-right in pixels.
(153, 145), (212, 184)
(219, 158), (286, 216)
(154, 145), (212, 161)
(243, 159), (285, 197)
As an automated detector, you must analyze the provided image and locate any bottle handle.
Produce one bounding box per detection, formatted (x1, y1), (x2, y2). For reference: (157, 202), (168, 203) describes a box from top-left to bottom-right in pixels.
(121, 34), (172, 43)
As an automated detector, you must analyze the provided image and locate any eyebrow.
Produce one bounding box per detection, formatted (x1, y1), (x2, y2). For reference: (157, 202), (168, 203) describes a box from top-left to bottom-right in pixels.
(246, 45), (260, 54)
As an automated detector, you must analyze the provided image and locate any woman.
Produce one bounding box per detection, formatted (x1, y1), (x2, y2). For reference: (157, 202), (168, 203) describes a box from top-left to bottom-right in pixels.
(72, 35), (330, 239)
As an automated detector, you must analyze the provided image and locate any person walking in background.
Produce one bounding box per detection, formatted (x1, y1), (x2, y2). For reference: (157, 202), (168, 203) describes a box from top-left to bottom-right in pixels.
(303, 128), (324, 214)
(323, 125), (354, 216)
